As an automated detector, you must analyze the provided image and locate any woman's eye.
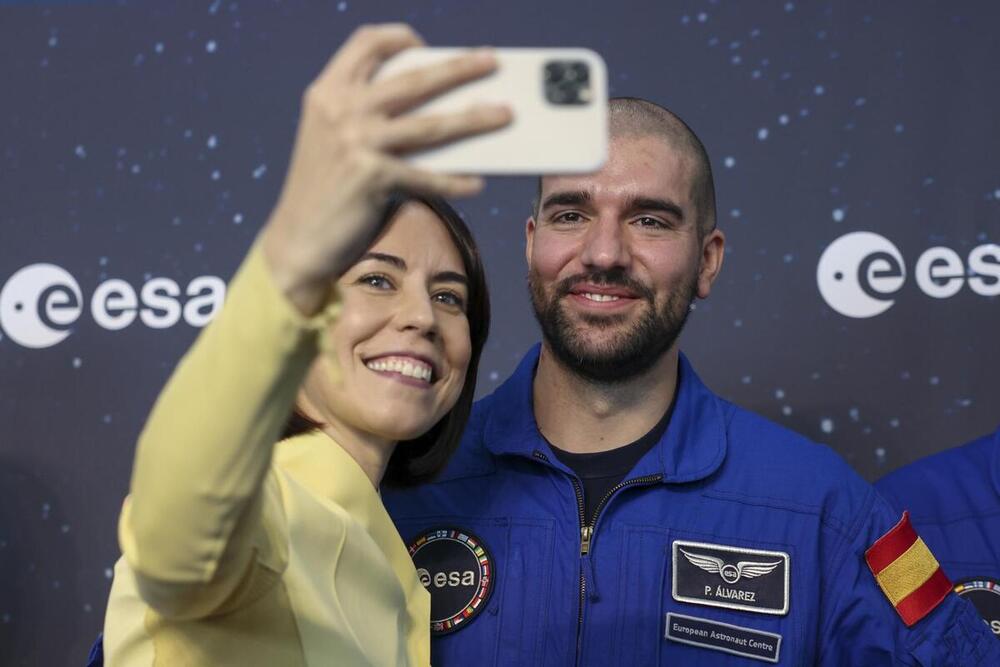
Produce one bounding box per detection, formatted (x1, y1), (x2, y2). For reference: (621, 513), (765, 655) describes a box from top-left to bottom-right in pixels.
(433, 290), (466, 310)
(358, 274), (393, 290)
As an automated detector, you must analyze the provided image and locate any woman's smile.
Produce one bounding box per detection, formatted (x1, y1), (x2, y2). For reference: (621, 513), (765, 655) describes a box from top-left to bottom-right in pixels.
(364, 353), (438, 386)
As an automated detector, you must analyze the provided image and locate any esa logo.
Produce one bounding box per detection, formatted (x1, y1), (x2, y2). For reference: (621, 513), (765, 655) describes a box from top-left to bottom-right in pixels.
(817, 232), (1000, 318)
(0, 264), (225, 349)
(416, 567), (477, 589)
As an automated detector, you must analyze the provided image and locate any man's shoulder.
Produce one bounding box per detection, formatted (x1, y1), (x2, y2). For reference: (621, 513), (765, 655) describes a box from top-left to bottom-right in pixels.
(711, 399), (875, 530)
(877, 428), (996, 492)
(722, 399), (861, 479)
(876, 429), (999, 521)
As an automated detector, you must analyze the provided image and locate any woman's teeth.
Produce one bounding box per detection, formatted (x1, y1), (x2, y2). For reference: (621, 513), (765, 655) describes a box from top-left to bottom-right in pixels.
(583, 293), (620, 302)
(365, 358), (433, 382)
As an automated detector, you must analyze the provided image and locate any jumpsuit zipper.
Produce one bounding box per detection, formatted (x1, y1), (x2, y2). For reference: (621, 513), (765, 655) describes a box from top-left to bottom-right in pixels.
(575, 474), (663, 660)
(534, 449), (663, 661)
(535, 451), (593, 640)
(584, 474), (665, 556)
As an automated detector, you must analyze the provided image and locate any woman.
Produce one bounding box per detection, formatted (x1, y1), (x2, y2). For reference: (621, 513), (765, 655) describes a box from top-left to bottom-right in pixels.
(100, 24), (510, 666)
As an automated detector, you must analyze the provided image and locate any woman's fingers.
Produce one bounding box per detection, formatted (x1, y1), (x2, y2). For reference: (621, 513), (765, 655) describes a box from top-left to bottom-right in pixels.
(380, 158), (485, 198)
(366, 50), (499, 116)
(316, 23), (424, 86)
(262, 22), (502, 291)
(373, 103), (513, 153)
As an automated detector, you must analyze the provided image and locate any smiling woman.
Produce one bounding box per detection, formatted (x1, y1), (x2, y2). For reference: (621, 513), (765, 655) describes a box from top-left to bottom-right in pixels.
(285, 193), (490, 489)
(97, 23), (505, 667)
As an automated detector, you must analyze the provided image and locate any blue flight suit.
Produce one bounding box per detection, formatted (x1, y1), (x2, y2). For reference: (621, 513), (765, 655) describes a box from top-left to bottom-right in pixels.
(877, 427), (1000, 639)
(383, 346), (998, 665)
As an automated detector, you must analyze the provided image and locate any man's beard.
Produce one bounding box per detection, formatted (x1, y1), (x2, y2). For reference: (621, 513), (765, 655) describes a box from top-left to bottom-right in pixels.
(528, 266), (697, 384)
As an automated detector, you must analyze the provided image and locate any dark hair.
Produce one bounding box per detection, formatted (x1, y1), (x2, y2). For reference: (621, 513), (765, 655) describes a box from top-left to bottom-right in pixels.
(532, 97), (717, 237)
(281, 191), (490, 488)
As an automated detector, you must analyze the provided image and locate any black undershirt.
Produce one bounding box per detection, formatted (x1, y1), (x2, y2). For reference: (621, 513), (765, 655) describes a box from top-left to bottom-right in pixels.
(549, 399), (674, 525)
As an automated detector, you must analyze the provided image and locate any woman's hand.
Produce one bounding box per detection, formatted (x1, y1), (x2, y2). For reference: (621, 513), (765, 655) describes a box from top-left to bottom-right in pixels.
(261, 23), (511, 316)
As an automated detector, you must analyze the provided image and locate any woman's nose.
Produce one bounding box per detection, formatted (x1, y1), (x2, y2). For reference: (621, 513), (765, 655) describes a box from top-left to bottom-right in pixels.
(395, 287), (437, 337)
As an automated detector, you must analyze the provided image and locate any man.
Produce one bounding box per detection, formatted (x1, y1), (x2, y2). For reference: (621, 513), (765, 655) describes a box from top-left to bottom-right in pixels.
(383, 98), (998, 664)
(877, 426), (1000, 640)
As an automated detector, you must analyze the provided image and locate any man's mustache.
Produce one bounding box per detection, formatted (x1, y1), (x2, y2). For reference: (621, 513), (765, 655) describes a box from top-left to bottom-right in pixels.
(554, 269), (655, 302)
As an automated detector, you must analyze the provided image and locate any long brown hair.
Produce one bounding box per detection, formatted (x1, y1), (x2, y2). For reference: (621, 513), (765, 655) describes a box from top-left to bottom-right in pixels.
(282, 191), (490, 487)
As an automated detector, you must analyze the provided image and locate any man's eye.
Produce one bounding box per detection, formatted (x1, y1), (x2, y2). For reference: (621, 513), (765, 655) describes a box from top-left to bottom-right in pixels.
(433, 290), (466, 310)
(634, 216), (668, 229)
(553, 211), (584, 224)
(358, 274), (393, 290)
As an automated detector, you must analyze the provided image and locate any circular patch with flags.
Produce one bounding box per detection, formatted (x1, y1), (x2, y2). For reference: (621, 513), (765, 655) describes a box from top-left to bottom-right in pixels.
(408, 527), (494, 635)
(954, 578), (1000, 636)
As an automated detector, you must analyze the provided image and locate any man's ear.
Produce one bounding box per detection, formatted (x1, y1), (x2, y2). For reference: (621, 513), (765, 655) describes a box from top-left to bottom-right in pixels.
(525, 216), (536, 266)
(697, 228), (726, 299)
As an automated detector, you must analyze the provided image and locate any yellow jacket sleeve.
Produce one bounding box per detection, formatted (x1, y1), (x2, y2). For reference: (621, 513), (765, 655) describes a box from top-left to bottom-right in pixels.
(118, 240), (338, 619)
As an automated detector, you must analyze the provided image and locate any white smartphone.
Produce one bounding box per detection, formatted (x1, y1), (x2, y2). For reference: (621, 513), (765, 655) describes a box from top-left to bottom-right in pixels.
(374, 47), (608, 175)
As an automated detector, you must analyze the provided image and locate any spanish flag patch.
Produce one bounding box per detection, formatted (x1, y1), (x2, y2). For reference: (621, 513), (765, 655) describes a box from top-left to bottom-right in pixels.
(865, 511), (952, 626)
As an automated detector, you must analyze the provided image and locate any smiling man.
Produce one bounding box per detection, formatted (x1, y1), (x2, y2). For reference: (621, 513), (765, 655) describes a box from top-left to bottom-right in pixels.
(383, 98), (998, 665)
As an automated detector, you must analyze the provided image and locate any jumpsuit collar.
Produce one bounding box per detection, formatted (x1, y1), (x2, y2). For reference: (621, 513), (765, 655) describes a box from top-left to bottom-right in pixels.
(482, 344), (727, 484)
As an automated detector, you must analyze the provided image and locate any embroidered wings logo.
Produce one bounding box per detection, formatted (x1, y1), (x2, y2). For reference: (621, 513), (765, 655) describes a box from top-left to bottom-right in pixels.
(680, 548), (782, 585)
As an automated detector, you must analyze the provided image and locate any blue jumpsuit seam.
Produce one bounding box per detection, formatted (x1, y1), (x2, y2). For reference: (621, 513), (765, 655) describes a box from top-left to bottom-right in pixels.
(702, 490), (849, 538)
(900, 508), (1000, 525)
(815, 487), (877, 661)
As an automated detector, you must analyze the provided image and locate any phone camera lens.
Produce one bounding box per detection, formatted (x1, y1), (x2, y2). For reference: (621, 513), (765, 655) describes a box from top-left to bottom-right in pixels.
(544, 60), (591, 106)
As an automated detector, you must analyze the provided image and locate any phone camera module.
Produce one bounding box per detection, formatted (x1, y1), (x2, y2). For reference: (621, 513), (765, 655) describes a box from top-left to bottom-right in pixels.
(544, 60), (591, 105)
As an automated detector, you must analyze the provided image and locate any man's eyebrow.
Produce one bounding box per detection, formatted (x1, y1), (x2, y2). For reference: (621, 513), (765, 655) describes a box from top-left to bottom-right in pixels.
(624, 196), (685, 222)
(358, 252), (406, 269)
(540, 190), (593, 212)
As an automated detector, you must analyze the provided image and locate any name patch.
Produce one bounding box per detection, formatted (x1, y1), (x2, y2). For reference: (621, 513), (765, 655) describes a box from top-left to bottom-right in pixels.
(672, 540), (790, 615)
(666, 613), (781, 663)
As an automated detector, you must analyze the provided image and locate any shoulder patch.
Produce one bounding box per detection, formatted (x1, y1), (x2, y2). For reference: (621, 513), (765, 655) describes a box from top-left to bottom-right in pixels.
(408, 527), (494, 635)
(865, 511), (952, 626)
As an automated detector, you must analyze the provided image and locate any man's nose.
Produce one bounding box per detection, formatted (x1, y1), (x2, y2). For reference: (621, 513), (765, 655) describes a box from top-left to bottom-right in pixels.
(579, 217), (631, 270)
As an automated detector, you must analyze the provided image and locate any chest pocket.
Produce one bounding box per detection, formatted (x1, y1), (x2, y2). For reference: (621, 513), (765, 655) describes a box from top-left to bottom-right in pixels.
(395, 516), (554, 667)
(614, 524), (805, 665)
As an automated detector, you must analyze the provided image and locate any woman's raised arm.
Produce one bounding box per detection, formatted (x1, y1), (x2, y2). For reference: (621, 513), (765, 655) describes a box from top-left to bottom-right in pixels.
(119, 24), (509, 619)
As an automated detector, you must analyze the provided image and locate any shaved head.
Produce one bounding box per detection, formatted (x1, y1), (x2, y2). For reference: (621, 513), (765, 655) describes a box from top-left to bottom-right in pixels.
(535, 97), (717, 235)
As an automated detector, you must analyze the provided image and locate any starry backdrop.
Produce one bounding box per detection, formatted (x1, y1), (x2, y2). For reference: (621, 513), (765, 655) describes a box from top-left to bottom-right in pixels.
(1, 1), (998, 663)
